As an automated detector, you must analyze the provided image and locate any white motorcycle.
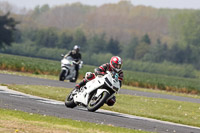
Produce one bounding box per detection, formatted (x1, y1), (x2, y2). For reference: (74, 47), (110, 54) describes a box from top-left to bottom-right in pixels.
(59, 55), (83, 82)
(65, 71), (120, 112)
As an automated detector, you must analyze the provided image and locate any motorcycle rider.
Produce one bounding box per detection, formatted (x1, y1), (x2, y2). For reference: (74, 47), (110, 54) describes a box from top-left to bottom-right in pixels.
(74, 56), (123, 106)
(64, 45), (82, 80)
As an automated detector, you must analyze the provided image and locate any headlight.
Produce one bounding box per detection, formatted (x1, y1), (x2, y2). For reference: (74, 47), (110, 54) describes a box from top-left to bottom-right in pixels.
(113, 86), (119, 92)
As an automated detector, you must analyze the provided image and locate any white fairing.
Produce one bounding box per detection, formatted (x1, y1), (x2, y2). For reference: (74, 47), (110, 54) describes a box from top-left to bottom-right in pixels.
(61, 56), (73, 68)
(73, 71), (120, 106)
(61, 59), (71, 68)
(60, 56), (82, 80)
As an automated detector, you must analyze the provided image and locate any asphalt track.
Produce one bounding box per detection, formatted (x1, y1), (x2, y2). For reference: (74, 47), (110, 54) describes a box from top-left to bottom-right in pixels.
(0, 73), (200, 133)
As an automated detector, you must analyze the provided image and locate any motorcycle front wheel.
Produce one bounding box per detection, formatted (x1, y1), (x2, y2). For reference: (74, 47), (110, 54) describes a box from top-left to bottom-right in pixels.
(59, 70), (66, 81)
(87, 91), (109, 112)
(65, 90), (77, 108)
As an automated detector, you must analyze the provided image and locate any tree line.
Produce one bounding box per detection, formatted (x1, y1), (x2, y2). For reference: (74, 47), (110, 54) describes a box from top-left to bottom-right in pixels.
(0, 22), (197, 78)
(11, 26), (200, 70)
(0, 3), (200, 78)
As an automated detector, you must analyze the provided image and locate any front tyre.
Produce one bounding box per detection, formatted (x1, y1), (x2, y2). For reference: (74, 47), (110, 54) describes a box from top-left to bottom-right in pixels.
(65, 90), (77, 108)
(87, 91), (109, 112)
(59, 70), (66, 81)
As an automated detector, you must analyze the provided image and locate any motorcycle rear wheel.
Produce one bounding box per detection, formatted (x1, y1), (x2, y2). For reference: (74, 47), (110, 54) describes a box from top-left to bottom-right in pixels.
(87, 91), (109, 112)
(69, 71), (78, 82)
(65, 90), (77, 108)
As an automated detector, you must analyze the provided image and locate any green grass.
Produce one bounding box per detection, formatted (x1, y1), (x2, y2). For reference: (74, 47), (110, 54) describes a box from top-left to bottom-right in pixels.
(1, 53), (200, 94)
(0, 53), (94, 78)
(7, 85), (67, 101)
(124, 71), (200, 93)
(1, 70), (200, 99)
(122, 85), (200, 99)
(0, 70), (59, 80)
(0, 108), (149, 133)
(7, 84), (200, 127)
(105, 94), (200, 127)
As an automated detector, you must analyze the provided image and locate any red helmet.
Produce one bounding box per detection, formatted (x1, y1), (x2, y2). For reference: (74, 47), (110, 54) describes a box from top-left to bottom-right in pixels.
(110, 56), (122, 72)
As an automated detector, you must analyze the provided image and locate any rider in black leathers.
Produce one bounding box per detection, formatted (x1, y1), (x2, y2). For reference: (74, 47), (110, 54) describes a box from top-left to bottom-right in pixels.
(64, 45), (81, 80)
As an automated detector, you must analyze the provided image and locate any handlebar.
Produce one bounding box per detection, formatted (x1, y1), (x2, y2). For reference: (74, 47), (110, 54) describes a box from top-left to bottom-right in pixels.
(107, 71), (119, 81)
(72, 60), (82, 65)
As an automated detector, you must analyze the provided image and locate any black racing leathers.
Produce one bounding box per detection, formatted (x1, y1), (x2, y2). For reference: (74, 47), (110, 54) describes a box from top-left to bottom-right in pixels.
(65, 50), (81, 79)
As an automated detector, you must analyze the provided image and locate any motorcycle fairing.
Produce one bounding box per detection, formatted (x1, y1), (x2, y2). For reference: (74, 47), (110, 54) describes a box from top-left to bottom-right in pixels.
(73, 71), (120, 106)
(61, 58), (76, 80)
(73, 76), (105, 105)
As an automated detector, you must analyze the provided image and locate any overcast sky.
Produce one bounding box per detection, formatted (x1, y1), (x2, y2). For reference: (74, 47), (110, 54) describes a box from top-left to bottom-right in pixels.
(1, 0), (200, 9)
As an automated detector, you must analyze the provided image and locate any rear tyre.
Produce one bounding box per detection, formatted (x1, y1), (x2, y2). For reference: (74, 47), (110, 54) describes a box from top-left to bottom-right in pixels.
(69, 78), (76, 82)
(70, 71), (78, 82)
(87, 91), (109, 112)
(65, 90), (77, 108)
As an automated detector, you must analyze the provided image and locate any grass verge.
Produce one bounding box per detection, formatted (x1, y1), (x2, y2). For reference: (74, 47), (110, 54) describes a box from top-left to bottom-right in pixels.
(0, 108), (149, 133)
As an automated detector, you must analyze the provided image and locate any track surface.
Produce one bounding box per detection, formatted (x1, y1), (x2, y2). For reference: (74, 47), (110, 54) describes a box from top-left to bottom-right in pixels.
(0, 73), (200, 133)
(0, 73), (200, 103)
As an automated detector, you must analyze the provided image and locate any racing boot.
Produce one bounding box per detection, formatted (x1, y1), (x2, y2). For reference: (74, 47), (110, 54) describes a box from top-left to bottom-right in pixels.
(106, 96), (116, 106)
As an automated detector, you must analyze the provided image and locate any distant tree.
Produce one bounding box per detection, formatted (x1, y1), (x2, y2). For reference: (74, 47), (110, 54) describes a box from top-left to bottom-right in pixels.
(169, 11), (200, 67)
(57, 32), (73, 49)
(168, 44), (185, 63)
(122, 37), (139, 59)
(88, 33), (107, 53)
(35, 28), (58, 48)
(141, 34), (151, 45)
(156, 38), (161, 45)
(170, 11), (200, 47)
(143, 42), (168, 62)
(25, 29), (40, 42)
(33, 6), (41, 16)
(40, 4), (50, 12)
(13, 30), (22, 43)
(71, 29), (87, 50)
(134, 34), (151, 59)
(0, 12), (19, 48)
(107, 37), (121, 55)
(183, 45), (193, 64)
(135, 42), (150, 60)
(33, 4), (50, 17)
